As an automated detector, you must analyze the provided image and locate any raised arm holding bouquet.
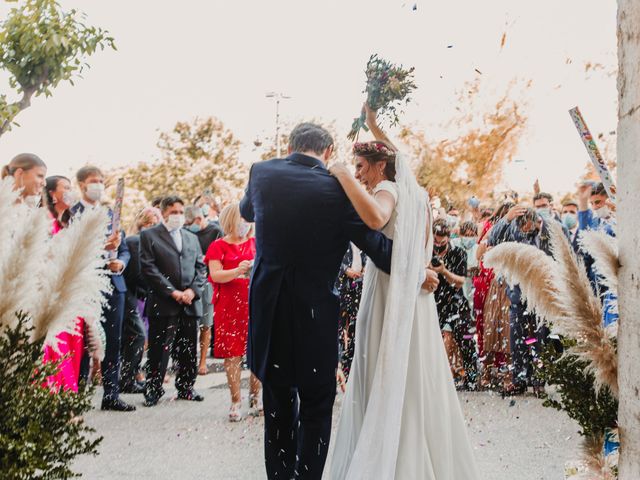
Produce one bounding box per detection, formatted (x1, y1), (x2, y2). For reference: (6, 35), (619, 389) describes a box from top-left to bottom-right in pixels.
(347, 54), (417, 141)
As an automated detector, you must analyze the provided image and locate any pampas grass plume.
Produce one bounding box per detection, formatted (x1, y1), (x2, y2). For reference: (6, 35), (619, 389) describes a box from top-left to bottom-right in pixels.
(32, 206), (112, 344)
(579, 229), (619, 293)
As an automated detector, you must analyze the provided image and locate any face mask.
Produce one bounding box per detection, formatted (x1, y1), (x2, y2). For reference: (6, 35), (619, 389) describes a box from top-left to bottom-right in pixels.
(186, 223), (201, 233)
(24, 195), (40, 208)
(461, 237), (477, 250)
(562, 213), (578, 230)
(595, 206), (611, 220)
(166, 214), (185, 231)
(536, 207), (552, 221)
(86, 183), (104, 202)
(467, 196), (480, 209)
(236, 222), (250, 238)
(62, 191), (78, 207)
(433, 243), (448, 254)
(446, 215), (459, 229)
(201, 204), (210, 217)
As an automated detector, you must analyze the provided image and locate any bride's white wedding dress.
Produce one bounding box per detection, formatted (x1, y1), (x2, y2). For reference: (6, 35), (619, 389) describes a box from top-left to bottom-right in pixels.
(329, 154), (479, 479)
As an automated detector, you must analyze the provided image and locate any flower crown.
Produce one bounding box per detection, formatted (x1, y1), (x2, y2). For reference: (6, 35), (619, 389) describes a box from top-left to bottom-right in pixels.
(352, 141), (395, 159)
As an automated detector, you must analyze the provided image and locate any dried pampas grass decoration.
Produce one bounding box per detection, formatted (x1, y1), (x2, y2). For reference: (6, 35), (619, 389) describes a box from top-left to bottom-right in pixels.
(0, 177), (21, 247)
(574, 435), (617, 480)
(484, 222), (618, 396)
(579, 229), (619, 294)
(31, 206), (112, 344)
(483, 242), (564, 322)
(547, 222), (618, 396)
(0, 205), (50, 329)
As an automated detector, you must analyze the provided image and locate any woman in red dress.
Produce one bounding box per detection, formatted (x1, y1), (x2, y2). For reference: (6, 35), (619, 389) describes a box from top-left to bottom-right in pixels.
(205, 203), (261, 421)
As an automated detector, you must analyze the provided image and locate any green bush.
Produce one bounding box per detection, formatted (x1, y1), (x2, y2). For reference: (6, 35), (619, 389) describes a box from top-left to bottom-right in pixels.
(0, 313), (102, 479)
(537, 338), (618, 439)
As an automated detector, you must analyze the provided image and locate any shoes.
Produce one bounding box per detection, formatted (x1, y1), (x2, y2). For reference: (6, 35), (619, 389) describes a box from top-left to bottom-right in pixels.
(101, 398), (136, 412)
(229, 402), (243, 422)
(177, 389), (204, 402)
(248, 394), (263, 417)
(501, 383), (527, 398)
(143, 396), (159, 407)
(121, 381), (146, 394)
(143, 386), (165, 407)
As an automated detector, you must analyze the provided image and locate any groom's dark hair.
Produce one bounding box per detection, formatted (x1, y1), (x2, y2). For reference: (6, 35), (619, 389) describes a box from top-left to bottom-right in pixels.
(289, 123), (334, 156)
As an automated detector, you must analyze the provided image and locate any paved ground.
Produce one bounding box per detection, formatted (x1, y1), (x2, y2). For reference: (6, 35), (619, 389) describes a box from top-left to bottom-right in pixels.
(73, 361), (581, 480)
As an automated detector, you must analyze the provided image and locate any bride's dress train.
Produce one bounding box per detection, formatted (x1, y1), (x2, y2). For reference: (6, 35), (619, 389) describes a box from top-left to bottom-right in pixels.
(329, 159), (479, 479)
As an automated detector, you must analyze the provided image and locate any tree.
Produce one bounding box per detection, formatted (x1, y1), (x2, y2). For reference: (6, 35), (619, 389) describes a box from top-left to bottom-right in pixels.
(0, 0), (115, 136)
(399, 80), (527, 208)
(616, 1), (640, 477)
(112, 117), (247, 227)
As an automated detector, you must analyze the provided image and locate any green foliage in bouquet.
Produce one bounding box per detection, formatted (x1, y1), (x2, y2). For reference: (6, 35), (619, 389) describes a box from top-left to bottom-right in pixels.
(0, 313), (101, 480)
(348, 54), (417, 140)
(536, 338), (618, 439)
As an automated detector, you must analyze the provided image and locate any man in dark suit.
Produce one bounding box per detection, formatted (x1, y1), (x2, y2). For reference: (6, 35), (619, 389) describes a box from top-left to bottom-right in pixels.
(240, 123), (394, 480)
(140, 196), (207, 407)
(120, 210), (158, 394)
(71, 165), (135, 412)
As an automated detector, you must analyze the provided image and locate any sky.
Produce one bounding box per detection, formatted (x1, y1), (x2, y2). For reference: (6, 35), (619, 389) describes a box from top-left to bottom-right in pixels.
(0, 0), (619, 197)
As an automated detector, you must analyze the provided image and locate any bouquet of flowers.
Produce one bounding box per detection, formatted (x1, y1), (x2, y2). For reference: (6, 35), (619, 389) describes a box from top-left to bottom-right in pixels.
(348, 54), (417, 141)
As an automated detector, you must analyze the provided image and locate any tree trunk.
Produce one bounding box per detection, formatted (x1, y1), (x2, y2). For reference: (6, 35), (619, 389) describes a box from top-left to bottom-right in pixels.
(616, 1), (640, 478)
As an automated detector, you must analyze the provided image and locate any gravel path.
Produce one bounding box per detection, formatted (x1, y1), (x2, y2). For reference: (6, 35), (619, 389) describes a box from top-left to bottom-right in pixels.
(73, 362), (581, 479)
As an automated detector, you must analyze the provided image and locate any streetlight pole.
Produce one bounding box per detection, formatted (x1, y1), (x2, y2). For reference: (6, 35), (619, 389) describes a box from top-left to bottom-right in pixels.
(266, 92), (291, 158)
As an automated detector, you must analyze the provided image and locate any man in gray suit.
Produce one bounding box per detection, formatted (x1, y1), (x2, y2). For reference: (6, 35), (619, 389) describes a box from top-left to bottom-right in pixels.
(140, 196), (207, 407)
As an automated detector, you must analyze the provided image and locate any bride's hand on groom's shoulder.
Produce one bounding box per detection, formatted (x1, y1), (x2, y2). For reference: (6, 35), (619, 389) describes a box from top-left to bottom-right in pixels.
(329, 162), (351, 179)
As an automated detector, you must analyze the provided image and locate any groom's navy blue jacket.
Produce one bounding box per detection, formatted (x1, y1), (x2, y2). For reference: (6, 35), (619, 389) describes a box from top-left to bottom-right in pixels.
(240, 153), (393, 387)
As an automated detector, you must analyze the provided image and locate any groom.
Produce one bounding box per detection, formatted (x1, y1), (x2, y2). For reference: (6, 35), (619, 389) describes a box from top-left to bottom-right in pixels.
(240, 123), (394, 479)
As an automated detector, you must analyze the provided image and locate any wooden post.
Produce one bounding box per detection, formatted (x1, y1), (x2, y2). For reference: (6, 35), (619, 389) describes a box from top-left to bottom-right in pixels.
(616, 1), (640, 478)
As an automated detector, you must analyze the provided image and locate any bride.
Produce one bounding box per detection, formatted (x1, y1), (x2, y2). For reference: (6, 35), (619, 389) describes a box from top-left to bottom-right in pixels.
(328, 105), (479, 479)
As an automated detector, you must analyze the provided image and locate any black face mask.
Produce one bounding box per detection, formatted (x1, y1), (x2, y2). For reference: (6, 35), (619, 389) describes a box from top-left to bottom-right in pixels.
(434, 243), (448, 254)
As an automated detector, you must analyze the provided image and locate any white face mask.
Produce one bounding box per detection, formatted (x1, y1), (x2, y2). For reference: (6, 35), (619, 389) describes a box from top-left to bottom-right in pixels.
(595, 206), (611, 220)
(236, 222), (250, 238)
(62, 191), (78, 207)
(24, 195), (40, 208)
(166, 214), (185, 231)
(85, 183), (104, 203)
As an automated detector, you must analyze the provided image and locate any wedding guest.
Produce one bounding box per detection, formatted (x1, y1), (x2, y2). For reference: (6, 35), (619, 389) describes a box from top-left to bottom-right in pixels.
(205, 203), (261, 421)
(561, 199), (580, 247)
(184, 205), (223, 375)
(335, 243), (366, 384)
(474, 202), (513, 360)
(1, 153), (47, 206)
(195, 193), (221, 225)
(140, 196), (207, 407)
(120, 207), (161, 393)
(41, 175), (86, 392)
(488, 205), (563, 396)
(45, 175), (76, 231)
(475, 202), (514, 389)
(432, 219), (478, 390)
(71, 166), (134, 411)
(576, 182), (616, 290)
(451, 221), (479, 310)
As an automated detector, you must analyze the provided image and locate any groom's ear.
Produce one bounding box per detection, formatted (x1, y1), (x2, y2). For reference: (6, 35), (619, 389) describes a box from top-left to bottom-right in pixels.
(323, 145), (334, 163)
(287, 145), (293, 155)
